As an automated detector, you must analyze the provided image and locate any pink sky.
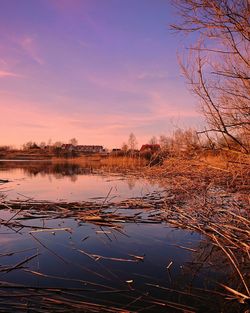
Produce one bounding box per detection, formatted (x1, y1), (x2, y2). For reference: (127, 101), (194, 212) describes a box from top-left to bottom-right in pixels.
(0, 0), (202, 148)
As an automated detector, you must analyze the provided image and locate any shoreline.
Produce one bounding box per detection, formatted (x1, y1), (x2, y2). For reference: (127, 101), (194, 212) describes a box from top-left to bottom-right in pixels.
(1, 154), (249, 306)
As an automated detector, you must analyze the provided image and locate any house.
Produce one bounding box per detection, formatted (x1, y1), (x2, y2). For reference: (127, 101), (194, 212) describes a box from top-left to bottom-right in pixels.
(140, 144), (161, 153)
(75, 145), (104, 154)
(110, 148), (123, 156)
(60, 144), (105, 154)
(61, 144), (74, 151)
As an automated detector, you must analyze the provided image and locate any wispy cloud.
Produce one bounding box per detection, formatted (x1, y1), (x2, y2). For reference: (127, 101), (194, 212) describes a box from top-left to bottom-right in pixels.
(20, 36), (44, 65)
(0, 59), (8, 66)
(0, 70), (21, 78)
(84, 71), (199, 118)
(137, 71), (167, 81)
(16, 122), (47, 129)
(0, 93), (202, 148)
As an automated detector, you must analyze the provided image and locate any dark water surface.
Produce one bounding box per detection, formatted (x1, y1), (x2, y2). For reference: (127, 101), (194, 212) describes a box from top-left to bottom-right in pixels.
(0, 161), (245, 312)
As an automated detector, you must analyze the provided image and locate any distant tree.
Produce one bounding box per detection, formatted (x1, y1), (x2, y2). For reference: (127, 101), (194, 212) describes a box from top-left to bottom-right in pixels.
(148, 136), (158, 145)
(47, 139), (52, 146)
(121, 142), (128, 152)
(172, 128), (200, 154)
(53, 141), (63, 148)
(22, 141), (32, 150)
(23, 141), (40, 150)
(69, 138), (78, 146)
(128, 133), (138, 151)
(159, 135), (172, 152)
(39, 142), (46, 149)
(171, 0), (250, 153)
(0, 145), (12, 151)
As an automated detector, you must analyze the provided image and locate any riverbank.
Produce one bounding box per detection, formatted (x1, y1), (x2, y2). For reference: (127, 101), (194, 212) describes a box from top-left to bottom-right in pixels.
(0, 153), (249, 311)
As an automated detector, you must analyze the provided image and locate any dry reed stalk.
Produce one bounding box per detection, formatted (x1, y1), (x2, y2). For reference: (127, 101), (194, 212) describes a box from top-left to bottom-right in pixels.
(0, 155), (249, 311)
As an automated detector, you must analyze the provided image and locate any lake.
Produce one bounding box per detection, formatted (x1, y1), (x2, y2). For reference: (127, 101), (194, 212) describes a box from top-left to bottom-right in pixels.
(0, 160), (160, 202)
(0, 161), (244, 312)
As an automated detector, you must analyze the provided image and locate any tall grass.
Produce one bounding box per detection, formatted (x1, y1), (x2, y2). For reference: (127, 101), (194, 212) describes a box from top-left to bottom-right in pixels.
(52, 155), (147, 169)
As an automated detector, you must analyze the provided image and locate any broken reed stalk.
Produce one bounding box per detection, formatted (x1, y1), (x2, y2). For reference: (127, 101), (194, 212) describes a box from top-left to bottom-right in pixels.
(0, 156), (249, 310)
(0, 189), (249, 303)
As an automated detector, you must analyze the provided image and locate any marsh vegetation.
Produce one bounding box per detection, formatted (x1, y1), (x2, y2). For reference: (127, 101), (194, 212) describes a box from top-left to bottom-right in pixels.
(0, 154), (249, 312)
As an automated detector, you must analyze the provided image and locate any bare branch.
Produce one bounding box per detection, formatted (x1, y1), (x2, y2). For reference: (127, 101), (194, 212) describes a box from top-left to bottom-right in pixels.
(171, 0), (250, 153)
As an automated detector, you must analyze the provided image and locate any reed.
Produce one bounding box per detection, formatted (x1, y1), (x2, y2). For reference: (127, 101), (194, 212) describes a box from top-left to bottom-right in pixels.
(0, 152), (249, 312)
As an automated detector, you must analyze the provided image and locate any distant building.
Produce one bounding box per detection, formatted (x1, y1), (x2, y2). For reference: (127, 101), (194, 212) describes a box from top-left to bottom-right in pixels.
(140, 144), (161, 153)
(110, 148), (122, 156)
(61, 144), (104, 154)
(75, 145), (104, 153)
(61, 144), (74, 151)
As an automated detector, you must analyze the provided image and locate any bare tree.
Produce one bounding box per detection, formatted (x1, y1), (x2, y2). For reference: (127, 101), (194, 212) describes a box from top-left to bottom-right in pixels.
(53, 141), (63, 148)
(171, 0), (250, 153)
(148, 136), (158, 145)
(128, 133), (138, 151)
(121, 142), (128, 152)
(39, 141), (46, 149)
(173, 128), (200, 153)
(22, 141), (40, 150)
(69, 138), (78, 146)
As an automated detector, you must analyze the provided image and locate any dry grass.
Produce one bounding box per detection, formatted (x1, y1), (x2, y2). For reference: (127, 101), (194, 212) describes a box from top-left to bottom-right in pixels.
(137, 154), (250, 303)
(0, 151), (249, 311)
(98, 152), (250, 303)
(100, 155), (147, 169)
(0, 186), (249, 308)
(51, 155), (103, 163)
(52, 155), (148, 170)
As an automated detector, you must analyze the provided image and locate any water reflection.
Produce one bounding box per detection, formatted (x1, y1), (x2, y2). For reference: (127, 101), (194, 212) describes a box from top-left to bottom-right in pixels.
(0, 161), (94, 178)
(0, 161), (160, 202)
(127, 176), (136, 190)
(0, 161), (247, 312)
(0, 214), (244, 313)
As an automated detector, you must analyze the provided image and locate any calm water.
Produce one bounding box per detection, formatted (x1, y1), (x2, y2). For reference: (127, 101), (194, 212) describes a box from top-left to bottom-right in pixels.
(0, 161), (244, 312)
(0, 160), (160, 202)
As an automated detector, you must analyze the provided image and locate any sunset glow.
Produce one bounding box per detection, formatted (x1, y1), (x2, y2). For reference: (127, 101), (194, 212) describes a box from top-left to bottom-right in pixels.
(0, 0), (202, 148)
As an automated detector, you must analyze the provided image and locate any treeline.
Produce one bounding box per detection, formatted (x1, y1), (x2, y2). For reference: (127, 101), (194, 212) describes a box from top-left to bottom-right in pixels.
(151, 129), (249, 156)
(0, 138), (80, 158)
(0, 129), (248, 160)
(118, 128), (249, 159)
(22, 137), (78, 151)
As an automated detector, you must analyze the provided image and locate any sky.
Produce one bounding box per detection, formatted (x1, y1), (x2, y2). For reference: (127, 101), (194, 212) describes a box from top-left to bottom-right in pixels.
(0, 0), (203, 148)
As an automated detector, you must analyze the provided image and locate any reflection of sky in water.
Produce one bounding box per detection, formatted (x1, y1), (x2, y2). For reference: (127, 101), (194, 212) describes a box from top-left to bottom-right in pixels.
(0, 216), (231, 312)
(0, 167), (160, 202)
(0, 163), (238, 312)
(0, 218), (203, 288)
